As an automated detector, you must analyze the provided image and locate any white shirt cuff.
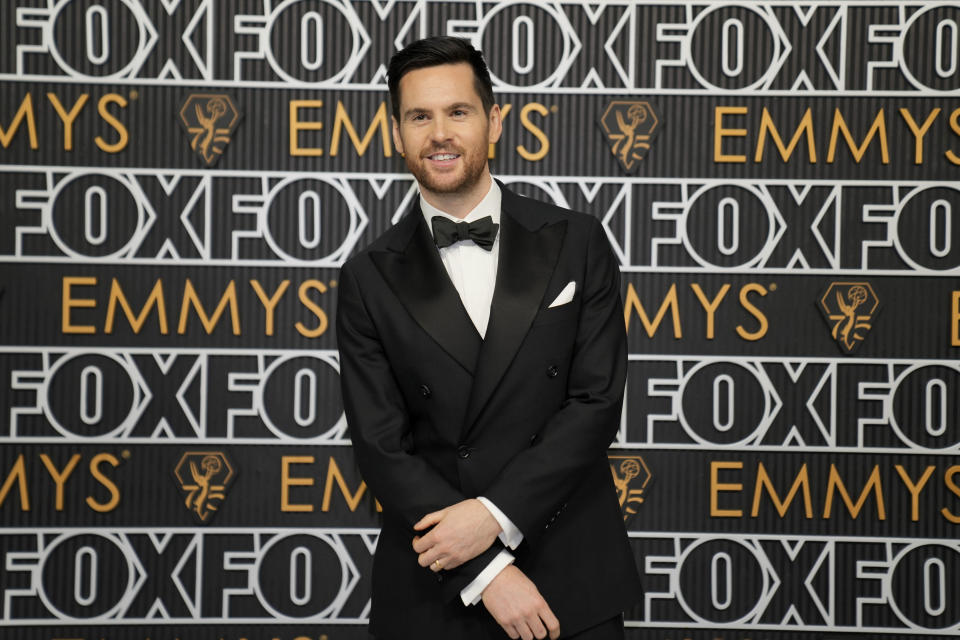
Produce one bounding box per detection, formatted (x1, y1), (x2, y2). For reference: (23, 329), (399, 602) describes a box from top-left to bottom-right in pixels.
(477, 496), (524, 549)
(459, 548), (514, 606)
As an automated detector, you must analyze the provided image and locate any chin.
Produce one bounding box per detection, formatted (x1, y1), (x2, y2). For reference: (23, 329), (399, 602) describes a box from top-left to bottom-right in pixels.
(427, 179), (470, 194)
(415, 171), (469, 195)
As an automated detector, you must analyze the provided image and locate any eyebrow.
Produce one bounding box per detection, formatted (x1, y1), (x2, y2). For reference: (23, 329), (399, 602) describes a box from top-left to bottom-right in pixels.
(402, 102), (478, 119)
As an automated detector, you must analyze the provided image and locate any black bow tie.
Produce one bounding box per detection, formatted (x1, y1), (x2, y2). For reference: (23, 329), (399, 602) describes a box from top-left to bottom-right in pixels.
(431, 216), (499, 251)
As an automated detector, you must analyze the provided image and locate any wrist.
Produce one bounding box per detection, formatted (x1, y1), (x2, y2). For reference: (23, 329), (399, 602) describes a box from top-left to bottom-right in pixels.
(483, 564), (515, 596)
(473, 498), (504, 536)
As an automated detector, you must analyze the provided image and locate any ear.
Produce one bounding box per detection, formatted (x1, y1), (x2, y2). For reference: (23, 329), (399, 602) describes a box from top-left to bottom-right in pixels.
(487, 104), (503, 145)
(391, 116), (405, 156)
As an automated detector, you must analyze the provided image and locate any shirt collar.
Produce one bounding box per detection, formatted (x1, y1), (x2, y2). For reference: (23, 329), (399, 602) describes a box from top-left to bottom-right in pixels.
(420, 178), (501, 232)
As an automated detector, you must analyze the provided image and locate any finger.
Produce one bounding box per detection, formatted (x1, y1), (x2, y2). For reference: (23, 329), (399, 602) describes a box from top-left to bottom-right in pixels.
(442, 554), (463, 570)
(502, 624), (520, 640)
(539, 607), (560, 639)
(516, 621), (534, 640)
(528, 615), (548, 639)
(413, 510), (444, 531)
(411, 531), (434, 553)
(417, 548), (439, 568)
(420, 544), (450, 570)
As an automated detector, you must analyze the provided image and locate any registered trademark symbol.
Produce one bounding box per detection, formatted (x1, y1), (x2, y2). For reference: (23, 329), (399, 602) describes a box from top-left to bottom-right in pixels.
(769, 283), (777, 291)
(329, 280), (338, 288)
(121, 450), (131, 459)
(128, 90), (139, 100)
(550, 105), (558, 113)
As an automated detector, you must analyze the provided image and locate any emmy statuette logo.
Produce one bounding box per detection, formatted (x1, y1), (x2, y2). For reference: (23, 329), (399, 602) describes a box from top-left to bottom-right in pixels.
(608, 455), (652, 522)
(598, 101), (660, 173)
(173, 451), (236, 523)
(818, 282), (881, 354)
(178, 94), (242, 166)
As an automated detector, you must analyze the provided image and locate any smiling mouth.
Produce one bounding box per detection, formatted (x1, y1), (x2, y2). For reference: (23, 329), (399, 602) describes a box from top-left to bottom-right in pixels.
(427, 153), (460, 161)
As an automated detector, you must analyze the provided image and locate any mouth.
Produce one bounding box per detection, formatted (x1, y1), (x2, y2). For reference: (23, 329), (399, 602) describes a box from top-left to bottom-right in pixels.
(426, 152), (461, 163)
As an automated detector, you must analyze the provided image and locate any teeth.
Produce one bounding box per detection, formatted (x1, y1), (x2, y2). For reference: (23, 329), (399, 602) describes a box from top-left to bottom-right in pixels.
(431, 154), (458, 160)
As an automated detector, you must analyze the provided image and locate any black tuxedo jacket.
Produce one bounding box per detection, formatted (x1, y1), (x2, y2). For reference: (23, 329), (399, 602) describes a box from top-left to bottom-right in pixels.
(336, 184), (641, 638)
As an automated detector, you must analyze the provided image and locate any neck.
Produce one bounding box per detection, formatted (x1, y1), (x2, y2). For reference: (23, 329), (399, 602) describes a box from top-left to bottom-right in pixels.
(420, 171), (493, 219)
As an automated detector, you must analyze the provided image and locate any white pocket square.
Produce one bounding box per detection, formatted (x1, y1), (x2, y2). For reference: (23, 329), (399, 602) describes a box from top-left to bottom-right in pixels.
(548, 281), (576, 308)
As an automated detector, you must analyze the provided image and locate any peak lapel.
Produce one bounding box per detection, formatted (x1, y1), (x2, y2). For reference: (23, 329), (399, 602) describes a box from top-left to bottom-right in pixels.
(463, 208), (567, 432)
(370, 210), (481, 374)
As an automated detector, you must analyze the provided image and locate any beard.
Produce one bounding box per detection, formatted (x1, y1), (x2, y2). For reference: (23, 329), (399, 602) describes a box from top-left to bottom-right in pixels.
(405, 144), (488, 195)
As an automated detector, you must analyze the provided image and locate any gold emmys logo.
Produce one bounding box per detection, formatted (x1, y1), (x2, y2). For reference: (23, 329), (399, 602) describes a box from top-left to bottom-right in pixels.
(178, 94), (241, 166)
(818, 282), (881, 354)
(608, 455), (651, 522)
(173, 451), (236, 523)
(598, 101), (660, 173)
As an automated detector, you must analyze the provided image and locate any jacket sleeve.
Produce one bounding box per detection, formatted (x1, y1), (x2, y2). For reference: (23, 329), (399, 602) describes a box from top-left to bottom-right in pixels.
(482, 218), (627, 544)
(336, 261), (504, 600)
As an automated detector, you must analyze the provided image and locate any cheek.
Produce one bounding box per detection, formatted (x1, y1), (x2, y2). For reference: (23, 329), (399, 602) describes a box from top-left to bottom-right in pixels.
(395, 127), (420, 151)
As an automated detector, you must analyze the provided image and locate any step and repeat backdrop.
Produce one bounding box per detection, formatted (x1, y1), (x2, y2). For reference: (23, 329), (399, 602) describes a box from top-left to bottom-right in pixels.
(2, 1), (960, 639)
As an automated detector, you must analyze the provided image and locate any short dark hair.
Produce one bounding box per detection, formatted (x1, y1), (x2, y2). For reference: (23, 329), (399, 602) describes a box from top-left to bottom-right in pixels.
(387, 36), (495, 121)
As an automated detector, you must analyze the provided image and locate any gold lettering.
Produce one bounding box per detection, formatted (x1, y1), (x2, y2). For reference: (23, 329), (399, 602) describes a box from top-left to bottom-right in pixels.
(86, 453), (120, 512)
(823, 464), (886, 520)
(895, 465), (935, 521)
(710, 461), (743, 517)
(178, 279), (240, 335)
(952, 291), (960, 346)
(0, 93), (38, 149)
(105, 278), (168, 334)
(754, 107), (816, 163)
(47, 93), (90, 151)
(827, 108), (889, 164)
(322, 457), (380, 512)
(250, 280), (291, 336)
(0, 455), (30, 511)
(947, 108), (960, 166)
(290, 99), (324, 156)
(330, 101), (391, 157)
(62, 276), (98, 334)
(95, 94), (128, 153)
(736, 283), (768, 341)
(943, 466), (960, 523)
(751, 462), (812, 518)
(714, 106), (748, 163)
(281, 455), (315, 512)
(517, 103), (550, 162)
(296, 280), (329, 338)
(898, 108), (941, 165)
(690, 283), (730, 339)
(623, 283), (681, 338)
(39, 453), (81, 511)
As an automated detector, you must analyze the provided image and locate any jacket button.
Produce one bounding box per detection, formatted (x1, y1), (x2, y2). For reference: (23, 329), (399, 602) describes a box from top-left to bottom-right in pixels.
(546, 365), (559, 378)
(420, 384), (431, 398)
(457, 445), (471, 459)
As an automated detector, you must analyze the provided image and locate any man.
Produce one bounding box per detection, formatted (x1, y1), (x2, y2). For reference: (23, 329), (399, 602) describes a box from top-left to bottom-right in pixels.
(336, 36), (641, 639)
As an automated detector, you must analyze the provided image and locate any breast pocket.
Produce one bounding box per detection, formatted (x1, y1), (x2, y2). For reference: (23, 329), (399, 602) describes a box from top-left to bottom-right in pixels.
(531, 301), (579, 327)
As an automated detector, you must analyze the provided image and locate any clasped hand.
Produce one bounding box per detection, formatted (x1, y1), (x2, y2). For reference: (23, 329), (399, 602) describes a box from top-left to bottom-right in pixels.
(412, 498), (501, 571)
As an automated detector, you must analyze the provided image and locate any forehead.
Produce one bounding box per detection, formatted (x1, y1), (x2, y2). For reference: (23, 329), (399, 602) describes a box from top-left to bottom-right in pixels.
(397, 63), (483, 110)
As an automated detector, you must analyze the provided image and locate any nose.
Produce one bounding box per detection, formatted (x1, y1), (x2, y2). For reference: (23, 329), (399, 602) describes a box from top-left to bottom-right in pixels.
(428, 117), (450, 143)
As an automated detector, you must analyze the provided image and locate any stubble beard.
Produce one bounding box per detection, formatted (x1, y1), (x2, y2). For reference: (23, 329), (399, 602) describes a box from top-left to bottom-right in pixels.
(406, 145), (488, 196)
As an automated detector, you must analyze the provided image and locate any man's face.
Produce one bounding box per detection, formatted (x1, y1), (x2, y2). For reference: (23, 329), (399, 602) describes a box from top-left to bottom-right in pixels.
(392, 63), (502, 202)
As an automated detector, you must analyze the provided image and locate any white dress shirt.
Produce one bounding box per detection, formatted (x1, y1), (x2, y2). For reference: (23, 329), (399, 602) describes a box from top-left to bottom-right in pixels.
(420, 178), (525, 605)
